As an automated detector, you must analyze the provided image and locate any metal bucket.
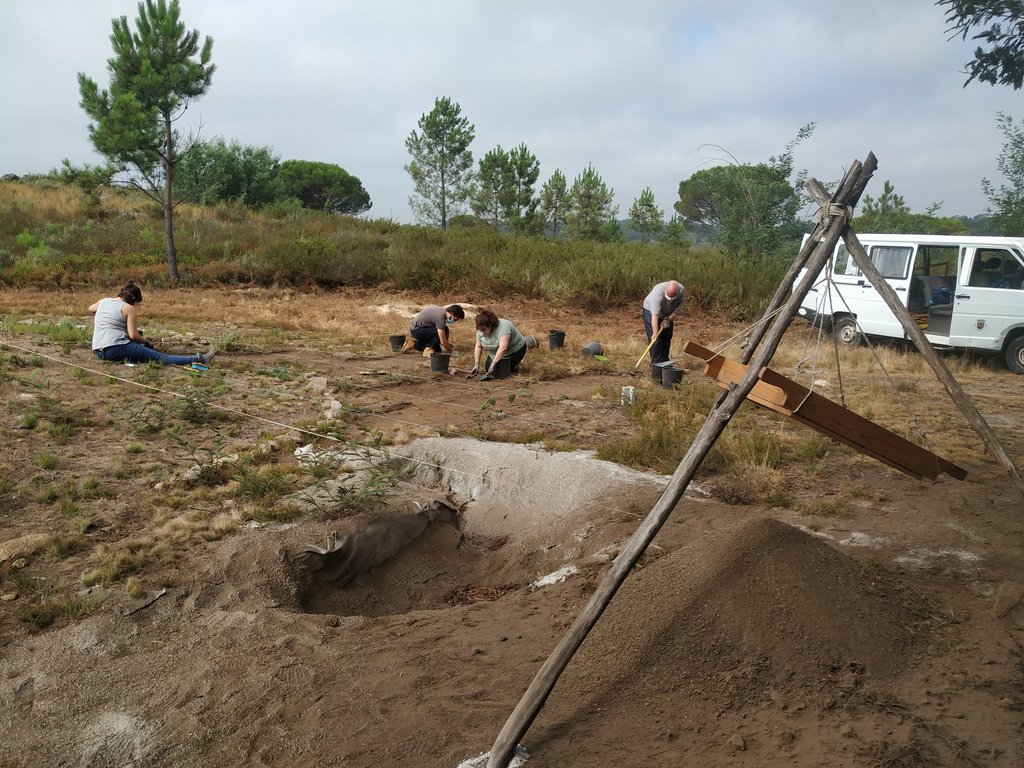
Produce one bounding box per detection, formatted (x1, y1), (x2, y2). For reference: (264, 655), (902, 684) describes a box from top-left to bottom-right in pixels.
(651, 361), (671, 382)
(429, 353), (450, 372)
(661, 366), (684, 389)
(389, 334), (407, 352)
(548, 329), (566, 350)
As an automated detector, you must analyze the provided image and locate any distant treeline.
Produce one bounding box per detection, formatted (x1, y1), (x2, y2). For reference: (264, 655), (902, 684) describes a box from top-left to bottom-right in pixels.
(0, 179), (803, 320)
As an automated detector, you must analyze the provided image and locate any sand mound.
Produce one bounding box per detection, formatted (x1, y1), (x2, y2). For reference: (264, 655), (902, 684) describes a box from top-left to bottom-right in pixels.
(555, 517), (926, 715)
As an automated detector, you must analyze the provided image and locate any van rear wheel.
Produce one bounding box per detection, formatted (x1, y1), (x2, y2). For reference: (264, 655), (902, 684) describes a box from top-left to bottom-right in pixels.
(1006, 336), (1024, 374)
(833, 317), (862, 346)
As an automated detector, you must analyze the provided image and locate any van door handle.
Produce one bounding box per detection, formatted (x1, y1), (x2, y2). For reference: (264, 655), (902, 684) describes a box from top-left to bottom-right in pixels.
(955, 294), (970, 299)
(894, 286), (906, 292)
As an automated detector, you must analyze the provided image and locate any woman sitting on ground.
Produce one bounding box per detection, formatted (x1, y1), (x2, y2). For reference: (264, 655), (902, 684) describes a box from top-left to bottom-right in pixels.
(89, 282), (217, 366)
(471, 308), (529, 380)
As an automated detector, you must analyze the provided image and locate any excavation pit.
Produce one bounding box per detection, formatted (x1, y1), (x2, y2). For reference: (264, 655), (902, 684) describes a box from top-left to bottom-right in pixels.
(295, 437), (670, 618)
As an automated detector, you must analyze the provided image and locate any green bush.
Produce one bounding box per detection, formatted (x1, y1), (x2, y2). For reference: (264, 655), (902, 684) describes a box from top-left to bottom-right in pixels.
(0, 180), (796, 319)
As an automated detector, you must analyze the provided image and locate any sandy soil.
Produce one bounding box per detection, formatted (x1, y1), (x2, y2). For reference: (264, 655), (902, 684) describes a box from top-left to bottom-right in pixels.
(0, 288), (1022, 768)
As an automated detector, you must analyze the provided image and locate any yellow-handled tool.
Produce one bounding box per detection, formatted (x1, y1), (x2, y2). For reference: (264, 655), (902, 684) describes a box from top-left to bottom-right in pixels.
(634, 324), (663, 370)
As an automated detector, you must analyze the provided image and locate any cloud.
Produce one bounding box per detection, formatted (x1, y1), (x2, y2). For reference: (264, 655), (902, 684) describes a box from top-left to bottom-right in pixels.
(0, 0), (1017, 220)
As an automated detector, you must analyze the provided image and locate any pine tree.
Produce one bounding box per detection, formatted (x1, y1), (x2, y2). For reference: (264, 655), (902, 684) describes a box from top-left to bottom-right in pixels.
(628, 187), (664, 243)
(539, 170), (569, 239)
(404, 97), (475, 229)
(566, 164), (618, 241)
(507, 144), (540, 234)
(470, 146), (514, 227)
(78, 0), (214, 279)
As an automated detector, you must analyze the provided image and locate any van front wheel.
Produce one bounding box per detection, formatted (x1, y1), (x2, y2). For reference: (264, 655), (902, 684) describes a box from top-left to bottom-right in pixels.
(833, 317), (862, 346)
(1006, 336), (1024, 374)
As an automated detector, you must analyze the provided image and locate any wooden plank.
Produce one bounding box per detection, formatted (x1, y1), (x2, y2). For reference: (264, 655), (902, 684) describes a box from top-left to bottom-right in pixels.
(685, 341), (792, 411)
(762, 371), (967, 480)
(841, 230), (1021, 495)
(682, 339), (967, 482)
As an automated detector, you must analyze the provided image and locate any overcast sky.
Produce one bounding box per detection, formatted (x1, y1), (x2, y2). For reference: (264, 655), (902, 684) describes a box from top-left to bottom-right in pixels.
(1, 1), (1019, 223)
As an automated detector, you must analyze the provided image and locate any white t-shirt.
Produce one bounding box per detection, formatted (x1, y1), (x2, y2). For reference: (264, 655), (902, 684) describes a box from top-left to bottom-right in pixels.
(91, 298), (130, 350)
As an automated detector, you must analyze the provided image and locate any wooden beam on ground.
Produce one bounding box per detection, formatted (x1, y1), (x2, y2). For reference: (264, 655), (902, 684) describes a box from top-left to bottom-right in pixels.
(683, 340), (966, 481)
(482, 153), (878, 768)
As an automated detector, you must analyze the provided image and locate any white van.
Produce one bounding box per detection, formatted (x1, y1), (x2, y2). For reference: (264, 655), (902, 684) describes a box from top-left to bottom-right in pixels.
(795, 233), (1024, 374)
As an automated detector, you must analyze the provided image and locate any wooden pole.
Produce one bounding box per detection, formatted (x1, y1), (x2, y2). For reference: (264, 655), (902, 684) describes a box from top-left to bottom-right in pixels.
(483, 154), (879, 768)
(839, 228), (1024, 496)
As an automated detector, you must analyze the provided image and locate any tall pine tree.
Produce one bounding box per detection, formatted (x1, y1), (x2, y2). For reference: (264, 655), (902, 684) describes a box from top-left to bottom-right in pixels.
(404, 97), (475, 229)
(539, 170), (569, 239)
(566, 164), (618, 241)
(628, 187), (664, 243)
(79, 0), (214, 279)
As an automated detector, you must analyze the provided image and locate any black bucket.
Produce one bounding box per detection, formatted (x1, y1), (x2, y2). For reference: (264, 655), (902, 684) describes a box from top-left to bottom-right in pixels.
(492, 357), (511, 379)
(429, 353), (450, 372)
(661, 366), (684, 389)
(389, 334), (407, 352)
(651, 361), (671, 382)
(548, 329), (566, 350)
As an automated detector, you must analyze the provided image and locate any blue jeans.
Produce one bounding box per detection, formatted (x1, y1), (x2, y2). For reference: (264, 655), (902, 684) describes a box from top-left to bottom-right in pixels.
(642, 309), (673, 365)
(95, 341), (200, 366)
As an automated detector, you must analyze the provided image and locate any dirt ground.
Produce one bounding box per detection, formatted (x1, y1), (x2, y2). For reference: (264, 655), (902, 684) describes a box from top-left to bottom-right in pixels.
(0, 288), (1022, 767)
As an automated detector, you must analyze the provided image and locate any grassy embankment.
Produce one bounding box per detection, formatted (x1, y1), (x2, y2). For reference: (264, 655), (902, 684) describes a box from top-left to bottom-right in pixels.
(0, 178), (788, 319)
(0, 179), (998, 634)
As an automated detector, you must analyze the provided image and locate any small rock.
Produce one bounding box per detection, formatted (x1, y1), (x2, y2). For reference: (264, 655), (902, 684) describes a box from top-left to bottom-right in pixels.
(0, 534), (50, 562)
(991, 582), (1024, 618)
(0, 592), (17, 602)
(997, 698), (1014, 709)
(839, 724), (856, 738)
(307, 376), (329, 393)
(726, 734), (746, 752)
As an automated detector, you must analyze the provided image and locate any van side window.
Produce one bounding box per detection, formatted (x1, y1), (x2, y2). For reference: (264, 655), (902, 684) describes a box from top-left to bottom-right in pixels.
(1003, 258), (1024, 289)
(968, 249), (1021, 288)
(833, 245), (854, 276)
(869, 246), (912, 279)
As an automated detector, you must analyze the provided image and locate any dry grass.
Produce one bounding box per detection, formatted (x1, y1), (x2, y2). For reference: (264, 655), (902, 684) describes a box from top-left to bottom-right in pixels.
(0, 287), (1012, 640)
(0, 180), (85, 218)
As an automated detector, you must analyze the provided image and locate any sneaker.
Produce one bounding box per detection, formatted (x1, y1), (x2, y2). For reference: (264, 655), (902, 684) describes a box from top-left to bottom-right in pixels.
(198, 346), (218, 365)
(401, 337), (417, 353)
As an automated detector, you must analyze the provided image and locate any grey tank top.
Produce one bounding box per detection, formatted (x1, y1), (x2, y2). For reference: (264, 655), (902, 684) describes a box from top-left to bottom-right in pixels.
(91, 298), (131, 350)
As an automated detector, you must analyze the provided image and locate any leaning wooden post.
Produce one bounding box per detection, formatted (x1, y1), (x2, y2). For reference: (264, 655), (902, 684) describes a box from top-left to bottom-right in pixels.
(737, 235), (819, 365)
(717, 165), (875, 403)
(483, 154), (878, 768)
(840, 228), (1024, 497)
